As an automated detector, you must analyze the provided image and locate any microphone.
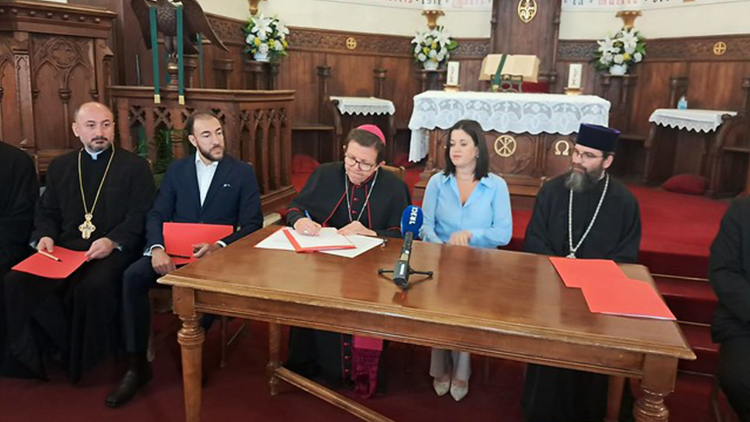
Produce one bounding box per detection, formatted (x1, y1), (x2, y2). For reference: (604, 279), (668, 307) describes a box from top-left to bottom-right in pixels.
(393, 206), (423, 289)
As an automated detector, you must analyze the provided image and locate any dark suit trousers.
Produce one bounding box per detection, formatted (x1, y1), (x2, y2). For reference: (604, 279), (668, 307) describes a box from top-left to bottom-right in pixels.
(122, 256), (215, 354)
(719, 336), (750, 422)
(122, 256), (159, 353)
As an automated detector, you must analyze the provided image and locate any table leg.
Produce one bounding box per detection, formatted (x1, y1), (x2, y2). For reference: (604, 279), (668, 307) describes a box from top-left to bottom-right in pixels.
(634, 387), (669, 422)
(178, 312), (205, 422)
(267, 322), (282, 396)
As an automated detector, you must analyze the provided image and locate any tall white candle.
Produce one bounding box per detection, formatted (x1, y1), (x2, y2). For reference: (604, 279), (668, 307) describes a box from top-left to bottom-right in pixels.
(447, 61), (460, 86)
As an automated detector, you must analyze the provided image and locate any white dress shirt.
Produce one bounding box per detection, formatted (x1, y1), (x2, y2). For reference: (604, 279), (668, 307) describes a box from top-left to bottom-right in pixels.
(195, 153), (219, 207)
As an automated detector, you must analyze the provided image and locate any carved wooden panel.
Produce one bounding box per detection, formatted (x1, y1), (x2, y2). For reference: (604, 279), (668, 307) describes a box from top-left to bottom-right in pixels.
(491, 0), (561, 87)
(111, 87), (295, 211)
(0, 1), (114, 166)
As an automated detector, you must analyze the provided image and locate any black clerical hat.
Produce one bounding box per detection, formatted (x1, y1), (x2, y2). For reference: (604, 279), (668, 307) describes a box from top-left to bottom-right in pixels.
(576, 123), (619, 152)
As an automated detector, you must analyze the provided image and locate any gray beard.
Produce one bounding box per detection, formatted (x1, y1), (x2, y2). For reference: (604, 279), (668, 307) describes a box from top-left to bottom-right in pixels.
(564, 168), (603, 193)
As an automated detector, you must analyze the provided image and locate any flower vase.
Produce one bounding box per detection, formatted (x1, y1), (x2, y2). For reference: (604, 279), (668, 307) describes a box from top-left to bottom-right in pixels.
(423, 60), (439, 71)
(254, 51), (270, 62)
(609, 64), (628, 76)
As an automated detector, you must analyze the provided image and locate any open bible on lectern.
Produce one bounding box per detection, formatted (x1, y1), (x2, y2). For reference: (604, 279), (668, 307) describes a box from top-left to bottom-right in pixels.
(479, 54), (540, 92)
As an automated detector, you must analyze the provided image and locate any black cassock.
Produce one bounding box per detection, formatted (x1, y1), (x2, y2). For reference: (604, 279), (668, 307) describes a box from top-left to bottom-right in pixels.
(0, 141), (39, 368)
(522, 174), (641, 422)
(284, 162), (411, 389)
(3, 147), (154, 381)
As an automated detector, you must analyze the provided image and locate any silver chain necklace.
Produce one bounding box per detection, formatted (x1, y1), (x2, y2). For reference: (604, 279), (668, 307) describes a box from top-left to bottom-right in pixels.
(567, 173), (609, 259)
(344, 169), (378, 223)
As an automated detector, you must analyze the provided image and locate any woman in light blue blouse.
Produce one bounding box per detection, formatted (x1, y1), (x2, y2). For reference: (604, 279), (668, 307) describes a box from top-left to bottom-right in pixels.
(421, 119), (512, 401)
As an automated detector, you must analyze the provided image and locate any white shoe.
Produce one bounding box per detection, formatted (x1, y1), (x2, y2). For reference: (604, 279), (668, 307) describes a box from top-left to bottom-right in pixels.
(450, 382), (468, 401)
(433, 378), (450, 396)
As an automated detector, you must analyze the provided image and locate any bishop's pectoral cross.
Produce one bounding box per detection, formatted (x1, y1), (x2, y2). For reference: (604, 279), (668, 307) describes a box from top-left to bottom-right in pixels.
(79, 213), (96, 240)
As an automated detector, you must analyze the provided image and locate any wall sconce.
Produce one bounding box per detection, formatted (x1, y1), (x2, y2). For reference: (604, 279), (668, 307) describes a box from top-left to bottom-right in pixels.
(616, 10), (641, 29)
(422, 9), (445, 29)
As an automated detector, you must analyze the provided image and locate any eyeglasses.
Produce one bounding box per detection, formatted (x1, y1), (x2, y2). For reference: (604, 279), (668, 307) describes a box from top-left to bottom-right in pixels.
(572, 149), (604, 161)
(344, 154), (376, 171)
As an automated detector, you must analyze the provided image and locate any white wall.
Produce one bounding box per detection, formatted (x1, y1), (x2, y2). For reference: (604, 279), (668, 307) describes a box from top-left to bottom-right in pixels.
(560, 1), (750, 40)
(195, 0), (492, 38)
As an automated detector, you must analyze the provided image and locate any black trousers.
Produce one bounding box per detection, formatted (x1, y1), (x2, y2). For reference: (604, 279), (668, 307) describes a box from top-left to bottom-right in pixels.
(3, 251), (131, 381)
(121, 256), (214, 354)
(121, 256), (158, 354)
(0, 265), (10, 369)
(718, 336), (750, 422)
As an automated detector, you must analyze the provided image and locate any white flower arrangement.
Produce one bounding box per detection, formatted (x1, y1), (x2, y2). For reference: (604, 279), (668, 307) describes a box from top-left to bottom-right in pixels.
(593, 27), (646, 75)
(244, 14), (289, 61)
(411, 26), (458, 68)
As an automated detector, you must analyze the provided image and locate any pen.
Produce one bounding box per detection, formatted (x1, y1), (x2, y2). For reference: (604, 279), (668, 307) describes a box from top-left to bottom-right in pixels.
(38, 250), (62, 262)
(304, 210), (313, 221)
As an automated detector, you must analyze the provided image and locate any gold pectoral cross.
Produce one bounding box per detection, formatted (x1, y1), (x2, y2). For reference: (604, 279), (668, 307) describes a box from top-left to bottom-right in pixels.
(79, 213), (96, 239)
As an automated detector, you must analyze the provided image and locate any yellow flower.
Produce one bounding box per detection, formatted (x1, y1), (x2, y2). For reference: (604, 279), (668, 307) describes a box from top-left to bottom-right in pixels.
(623, 52), (631, 61)
(431, 42), (437, 49)
(283, 40), (288, 48)
(423, 47), (430, 54)
(254, 37), (261, 46)
(269, 39), (275, 47)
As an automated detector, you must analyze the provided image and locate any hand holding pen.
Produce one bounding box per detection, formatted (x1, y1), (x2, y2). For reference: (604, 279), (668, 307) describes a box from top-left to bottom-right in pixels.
(293, 210), (321, 236)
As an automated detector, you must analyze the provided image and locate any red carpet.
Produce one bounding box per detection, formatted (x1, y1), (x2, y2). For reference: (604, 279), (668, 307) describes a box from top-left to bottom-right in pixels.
(0, 319), (715, 422)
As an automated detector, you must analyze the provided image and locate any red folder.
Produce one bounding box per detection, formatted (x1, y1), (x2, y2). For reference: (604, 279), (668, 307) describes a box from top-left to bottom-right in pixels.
(163, 222), (234, 263)
(581, 278), (676, 320)
(549, 257), (629, 289)
(549, 257), (676, 320)
(282, 228), (356, 253)
(12, 247), (88, 279)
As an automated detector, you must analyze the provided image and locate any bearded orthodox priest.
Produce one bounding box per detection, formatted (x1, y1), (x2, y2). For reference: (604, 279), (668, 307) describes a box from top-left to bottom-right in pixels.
(522, 123), (642, 422)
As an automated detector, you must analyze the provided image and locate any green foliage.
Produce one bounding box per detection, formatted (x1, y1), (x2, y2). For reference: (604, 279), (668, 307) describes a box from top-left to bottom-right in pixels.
(134, 128), (191, 189)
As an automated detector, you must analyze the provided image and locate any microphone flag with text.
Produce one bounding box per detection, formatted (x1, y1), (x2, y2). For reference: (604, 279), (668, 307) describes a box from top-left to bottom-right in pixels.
(378, 205), (433, 290)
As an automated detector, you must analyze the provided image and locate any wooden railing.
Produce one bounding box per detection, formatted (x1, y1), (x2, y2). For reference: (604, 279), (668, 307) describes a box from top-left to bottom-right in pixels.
(109, 86), (296, 213)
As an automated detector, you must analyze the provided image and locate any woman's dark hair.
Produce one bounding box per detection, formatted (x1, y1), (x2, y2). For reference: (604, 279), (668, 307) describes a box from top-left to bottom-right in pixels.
(443, 119), (489, 181)
(346, 128), (386, 163)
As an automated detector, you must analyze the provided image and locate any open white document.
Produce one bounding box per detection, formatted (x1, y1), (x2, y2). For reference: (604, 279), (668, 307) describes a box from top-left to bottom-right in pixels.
(255, 227), (384, 258)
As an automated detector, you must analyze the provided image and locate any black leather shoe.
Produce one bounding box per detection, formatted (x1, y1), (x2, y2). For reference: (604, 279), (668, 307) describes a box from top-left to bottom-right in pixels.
(105, 367), (153, 408)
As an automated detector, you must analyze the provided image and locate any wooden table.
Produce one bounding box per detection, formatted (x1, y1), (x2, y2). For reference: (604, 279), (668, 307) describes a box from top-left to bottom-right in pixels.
(160, 226), (695, 422)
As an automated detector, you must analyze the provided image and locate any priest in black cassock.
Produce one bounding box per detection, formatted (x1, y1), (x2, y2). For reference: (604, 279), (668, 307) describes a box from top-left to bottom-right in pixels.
(284, 124), (411, 395)
(522, 123), (641, 422)
(0, 141), (38, 370)
(2, 102), (154, 382)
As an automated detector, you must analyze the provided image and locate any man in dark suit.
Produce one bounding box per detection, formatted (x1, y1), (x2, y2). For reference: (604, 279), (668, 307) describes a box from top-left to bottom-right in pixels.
(710, 197), (750, 422)
(105, 112), (263, 408)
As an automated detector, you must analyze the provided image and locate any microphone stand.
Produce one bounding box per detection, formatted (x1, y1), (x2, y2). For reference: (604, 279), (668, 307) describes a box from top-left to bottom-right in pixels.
(377, 266), (434, 290)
